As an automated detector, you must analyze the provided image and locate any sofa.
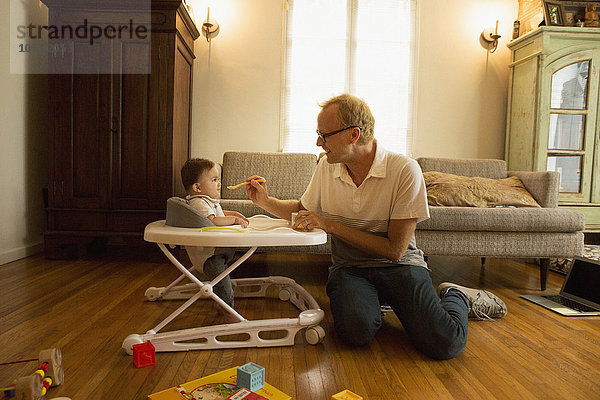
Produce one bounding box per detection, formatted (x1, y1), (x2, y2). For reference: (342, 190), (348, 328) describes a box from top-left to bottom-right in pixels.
(217, 152), (585, 290)
(415, 157), (585, 290)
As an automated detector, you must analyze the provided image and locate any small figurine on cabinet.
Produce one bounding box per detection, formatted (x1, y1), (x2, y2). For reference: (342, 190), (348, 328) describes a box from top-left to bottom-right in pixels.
(583, 4), (599, 27)
(512, 20), (520, 39)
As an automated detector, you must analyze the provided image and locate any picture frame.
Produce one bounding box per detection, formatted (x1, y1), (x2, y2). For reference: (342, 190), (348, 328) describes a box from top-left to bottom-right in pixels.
(560, 1), (600, 26)
(543, 1), (565, 25)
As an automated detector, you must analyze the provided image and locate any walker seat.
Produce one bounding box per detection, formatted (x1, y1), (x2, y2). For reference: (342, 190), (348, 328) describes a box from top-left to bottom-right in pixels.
(122, 197), (327, 354)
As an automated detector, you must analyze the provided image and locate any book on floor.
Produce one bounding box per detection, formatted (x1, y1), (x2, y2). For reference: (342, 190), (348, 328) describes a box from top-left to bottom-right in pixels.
(147, 366), (291, 400)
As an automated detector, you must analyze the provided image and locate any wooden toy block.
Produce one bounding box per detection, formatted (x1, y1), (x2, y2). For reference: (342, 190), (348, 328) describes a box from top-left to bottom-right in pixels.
(331, 389), (363, 400)
(132, 342), (155, 368)
(237, 362), (265, 392)
(14, 375), (44, 400)
(2, 347), (64, 400)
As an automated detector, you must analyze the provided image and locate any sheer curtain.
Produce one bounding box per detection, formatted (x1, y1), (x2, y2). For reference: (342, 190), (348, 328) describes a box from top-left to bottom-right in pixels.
(281, 0), (417, 155)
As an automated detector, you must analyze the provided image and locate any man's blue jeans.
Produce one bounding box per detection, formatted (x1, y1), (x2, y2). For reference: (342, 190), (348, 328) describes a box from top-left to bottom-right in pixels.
(326, 264), (469, 360)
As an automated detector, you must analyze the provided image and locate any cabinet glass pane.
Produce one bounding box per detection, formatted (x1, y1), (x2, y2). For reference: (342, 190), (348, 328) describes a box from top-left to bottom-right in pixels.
(547, 155), (582, 193)
(548, 113), (585, 150)
(550, 61), (589, 110)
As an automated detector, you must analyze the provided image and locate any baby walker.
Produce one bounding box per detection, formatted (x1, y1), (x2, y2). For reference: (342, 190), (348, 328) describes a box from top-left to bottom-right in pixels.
(122, 198), (327, 354)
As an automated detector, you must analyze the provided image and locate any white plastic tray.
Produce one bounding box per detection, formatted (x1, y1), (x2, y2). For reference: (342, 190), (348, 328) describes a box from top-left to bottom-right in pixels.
(144, 215), (327, 247)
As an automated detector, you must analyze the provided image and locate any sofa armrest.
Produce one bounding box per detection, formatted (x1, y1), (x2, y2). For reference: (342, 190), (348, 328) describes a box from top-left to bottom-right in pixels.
(508, 170), (560, 208)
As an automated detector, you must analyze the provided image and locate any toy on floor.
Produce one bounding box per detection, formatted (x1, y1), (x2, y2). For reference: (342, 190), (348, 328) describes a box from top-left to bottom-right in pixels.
(174, 385), (195, 399)
(0, 347), (63, 400)
(147, 366), (290, 400)
(331, 389), (363, 400)
(236, 362), (265, 392)
(132, 342), (156, 368)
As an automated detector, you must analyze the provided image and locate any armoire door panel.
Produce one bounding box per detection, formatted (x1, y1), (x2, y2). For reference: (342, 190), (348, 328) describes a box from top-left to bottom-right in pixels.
(172, 36), (192, 198)
(72, 40), (112, 209)
(112, 40), (152, 210)
(541, 51), (600, 203)
(72, 73), (104, 199)
(147, 33), (171, 210)
(48, 71), (73, 208)
(147, 33), (174, 210)
(52, 39), (111, 210)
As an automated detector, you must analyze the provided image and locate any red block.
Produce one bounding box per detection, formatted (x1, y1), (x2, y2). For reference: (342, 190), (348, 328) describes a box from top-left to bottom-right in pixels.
(132, 342), (155, 368)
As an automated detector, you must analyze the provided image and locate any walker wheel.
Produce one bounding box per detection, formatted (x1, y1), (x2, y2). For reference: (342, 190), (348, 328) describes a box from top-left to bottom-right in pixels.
(278, 288), (291, 301)
(305, 326), (325, 345)
(122, 334), (144, 355)
(145, 287), (163, 301)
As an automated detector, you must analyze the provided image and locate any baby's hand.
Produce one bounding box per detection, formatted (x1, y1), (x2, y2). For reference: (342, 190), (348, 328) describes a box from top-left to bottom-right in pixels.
(227, 210), (247, 220)
(235, 216), (249, 228)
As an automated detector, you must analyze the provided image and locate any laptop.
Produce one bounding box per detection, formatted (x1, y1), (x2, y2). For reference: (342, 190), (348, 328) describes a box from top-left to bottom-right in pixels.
(521, 257), (600, 316)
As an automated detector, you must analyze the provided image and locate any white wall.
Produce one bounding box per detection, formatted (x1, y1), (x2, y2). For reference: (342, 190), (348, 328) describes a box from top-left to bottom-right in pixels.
(412, 0), (518, 159)
(0, 1), (47, 264)
(189, 0), (519, 163)
(190, 0), (285, 162)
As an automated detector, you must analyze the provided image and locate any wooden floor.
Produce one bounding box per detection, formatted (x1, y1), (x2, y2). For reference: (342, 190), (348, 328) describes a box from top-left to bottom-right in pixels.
(1, 249), (599, 400)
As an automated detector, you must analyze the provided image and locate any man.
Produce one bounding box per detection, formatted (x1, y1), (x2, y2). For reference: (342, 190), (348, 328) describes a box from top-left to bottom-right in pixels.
(246, 94), (506, 359)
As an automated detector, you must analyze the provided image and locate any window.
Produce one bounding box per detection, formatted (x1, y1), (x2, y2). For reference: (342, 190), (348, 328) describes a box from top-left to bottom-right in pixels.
(547, 60), (590, 194)
(281, 0), (417, 155)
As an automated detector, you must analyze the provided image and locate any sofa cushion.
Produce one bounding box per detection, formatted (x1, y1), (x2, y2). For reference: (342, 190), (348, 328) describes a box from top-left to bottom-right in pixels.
(417, 206), (585, 232)
(221, 152), (317, 200)
(415, 230), (584, 257)
(423, 171), (541, 208)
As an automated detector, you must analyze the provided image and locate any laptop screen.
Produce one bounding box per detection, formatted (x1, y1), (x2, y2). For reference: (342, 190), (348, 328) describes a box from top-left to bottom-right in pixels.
(562, 258), (600, 304)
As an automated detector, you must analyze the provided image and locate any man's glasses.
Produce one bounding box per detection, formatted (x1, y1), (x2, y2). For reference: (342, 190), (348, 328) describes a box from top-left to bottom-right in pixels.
(316, 126), (359, 143)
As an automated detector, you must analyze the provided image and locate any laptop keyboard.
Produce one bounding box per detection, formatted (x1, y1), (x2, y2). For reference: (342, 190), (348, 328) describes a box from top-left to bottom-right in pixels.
(544, 295), (599, 313)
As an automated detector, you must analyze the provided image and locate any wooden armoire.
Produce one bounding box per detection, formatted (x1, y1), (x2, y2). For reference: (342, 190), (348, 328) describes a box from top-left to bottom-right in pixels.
(42, 0), (199, 258)
(505, 27), (600, 231)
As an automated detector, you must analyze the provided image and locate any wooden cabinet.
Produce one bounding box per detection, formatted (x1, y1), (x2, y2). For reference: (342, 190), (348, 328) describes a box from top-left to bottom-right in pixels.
(43, 0), (199, 257)
(506, 27), (600, 230)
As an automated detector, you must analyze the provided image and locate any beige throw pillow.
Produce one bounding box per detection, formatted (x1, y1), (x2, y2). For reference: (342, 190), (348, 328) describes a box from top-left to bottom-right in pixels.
(423, 171), (541, 208)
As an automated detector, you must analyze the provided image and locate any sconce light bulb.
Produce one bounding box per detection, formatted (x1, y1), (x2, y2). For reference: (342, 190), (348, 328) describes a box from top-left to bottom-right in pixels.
(202, 6), (220, 42)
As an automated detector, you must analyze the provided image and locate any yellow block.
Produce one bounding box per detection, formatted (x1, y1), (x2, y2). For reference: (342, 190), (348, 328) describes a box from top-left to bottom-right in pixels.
(331, 389), (363, 400)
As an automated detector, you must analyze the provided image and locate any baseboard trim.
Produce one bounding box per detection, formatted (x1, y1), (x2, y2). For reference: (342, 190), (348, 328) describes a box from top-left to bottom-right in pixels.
(0, 242), (44, 266)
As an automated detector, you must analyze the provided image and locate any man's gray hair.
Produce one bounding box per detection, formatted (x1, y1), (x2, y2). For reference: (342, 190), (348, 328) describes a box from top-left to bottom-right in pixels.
(319, 93), (375, 144)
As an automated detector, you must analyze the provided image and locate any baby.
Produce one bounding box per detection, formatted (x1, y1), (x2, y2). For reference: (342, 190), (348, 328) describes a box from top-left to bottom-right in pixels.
(181, 158), (249, 308)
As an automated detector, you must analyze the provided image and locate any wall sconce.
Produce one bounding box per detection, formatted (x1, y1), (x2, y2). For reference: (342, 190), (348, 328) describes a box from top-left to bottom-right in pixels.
(202, 7), (220, 42)
(480, 20), (501, 53)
